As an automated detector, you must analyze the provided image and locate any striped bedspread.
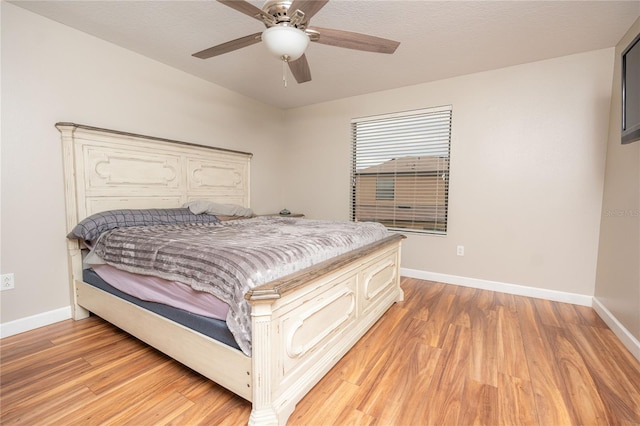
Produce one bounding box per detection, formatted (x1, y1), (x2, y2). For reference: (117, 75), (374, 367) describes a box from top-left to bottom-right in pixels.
(91, 216), (389, 356)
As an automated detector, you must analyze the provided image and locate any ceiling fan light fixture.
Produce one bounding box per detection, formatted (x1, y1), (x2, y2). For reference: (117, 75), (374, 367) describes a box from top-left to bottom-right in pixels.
(262, 26), (310, 61)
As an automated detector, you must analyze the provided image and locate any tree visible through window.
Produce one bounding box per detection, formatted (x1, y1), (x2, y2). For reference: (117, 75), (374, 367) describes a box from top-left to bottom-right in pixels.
(351, 105), (452, 234)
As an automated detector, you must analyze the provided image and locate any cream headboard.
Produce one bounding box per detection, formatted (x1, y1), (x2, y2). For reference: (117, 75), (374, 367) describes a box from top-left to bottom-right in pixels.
(56, 122), (252, 233)
(57, 122), (252, 318)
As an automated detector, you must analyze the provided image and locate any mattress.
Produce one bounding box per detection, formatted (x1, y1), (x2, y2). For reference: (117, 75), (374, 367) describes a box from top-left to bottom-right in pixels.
(82, 268), (240, 350)
(92, 264), (229, 320)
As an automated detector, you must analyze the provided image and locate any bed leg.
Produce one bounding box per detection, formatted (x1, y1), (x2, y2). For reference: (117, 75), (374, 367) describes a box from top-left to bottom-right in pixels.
(248, 407), (279, 426)
(69, 245), (90, 320)
(249, 303), (280, 426)
(73, 304), (90, 320)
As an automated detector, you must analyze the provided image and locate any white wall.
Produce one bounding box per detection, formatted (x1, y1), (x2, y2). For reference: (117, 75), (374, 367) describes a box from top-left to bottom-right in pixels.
(0, 2), (285, 325)
(0, 1), (621, 333)
(594, 17), (640, 348)
(283, 49), (614, 298)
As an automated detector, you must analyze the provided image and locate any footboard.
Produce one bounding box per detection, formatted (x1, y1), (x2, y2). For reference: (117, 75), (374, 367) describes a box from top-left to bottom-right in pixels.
(246, 234), (404, 425)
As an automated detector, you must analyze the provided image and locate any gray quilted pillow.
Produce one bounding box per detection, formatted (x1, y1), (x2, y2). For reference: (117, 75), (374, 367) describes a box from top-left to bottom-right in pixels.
(67, 208), (220, 241)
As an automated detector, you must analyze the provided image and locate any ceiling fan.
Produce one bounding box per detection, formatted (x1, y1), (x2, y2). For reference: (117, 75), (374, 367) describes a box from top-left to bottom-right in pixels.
(192, 0), (400, 84)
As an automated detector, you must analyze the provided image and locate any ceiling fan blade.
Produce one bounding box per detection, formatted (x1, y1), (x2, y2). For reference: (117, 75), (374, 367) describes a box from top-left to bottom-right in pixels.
(288, 0), (329, 20)
(217, 0), (269, 22)
(192, 32), (262, 59)
(310, 26), (400, 54)
(288, 54), (312, 83)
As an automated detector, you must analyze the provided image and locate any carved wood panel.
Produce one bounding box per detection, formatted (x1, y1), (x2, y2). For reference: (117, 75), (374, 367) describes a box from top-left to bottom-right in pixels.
(84, 145), (182, 192)
(57, 123), (252, 223)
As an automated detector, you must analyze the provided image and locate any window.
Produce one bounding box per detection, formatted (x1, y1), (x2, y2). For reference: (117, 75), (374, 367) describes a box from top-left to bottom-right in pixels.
(376, 177), (395, 200)
(351, 105), (452, 234)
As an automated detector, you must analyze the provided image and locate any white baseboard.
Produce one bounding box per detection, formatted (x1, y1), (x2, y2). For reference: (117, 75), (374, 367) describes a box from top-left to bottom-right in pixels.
(592, 297), (640, 362)
(0, 306), (72, 339)
(400, 268), (593, 307)
(3, 275), (638, 364)
(401, 268), (640, 362)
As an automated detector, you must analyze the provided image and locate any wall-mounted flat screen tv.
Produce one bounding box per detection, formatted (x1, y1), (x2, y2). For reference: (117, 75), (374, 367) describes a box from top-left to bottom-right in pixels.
(622, 33), (640, 144)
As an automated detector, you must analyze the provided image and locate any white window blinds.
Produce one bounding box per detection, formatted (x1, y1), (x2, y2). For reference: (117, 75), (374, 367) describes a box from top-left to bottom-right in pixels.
(351, 105), (452, 234)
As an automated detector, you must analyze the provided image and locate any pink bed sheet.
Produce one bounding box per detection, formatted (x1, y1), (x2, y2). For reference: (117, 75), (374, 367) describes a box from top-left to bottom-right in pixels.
(92, 264), (230, 321)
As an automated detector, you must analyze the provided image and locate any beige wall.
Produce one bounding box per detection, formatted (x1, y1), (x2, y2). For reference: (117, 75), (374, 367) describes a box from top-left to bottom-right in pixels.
(283, 49), (614, 297)
(0, 2), (285, 323)
(594, 18), (640, 342)
(0, 2), (626, 331)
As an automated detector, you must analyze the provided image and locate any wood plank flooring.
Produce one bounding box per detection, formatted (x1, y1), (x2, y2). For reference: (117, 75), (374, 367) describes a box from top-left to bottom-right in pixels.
(2, 277), (640, 425)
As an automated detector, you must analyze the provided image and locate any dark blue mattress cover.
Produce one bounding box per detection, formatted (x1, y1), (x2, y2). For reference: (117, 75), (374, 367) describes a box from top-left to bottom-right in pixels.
(82, 268), (241, 350)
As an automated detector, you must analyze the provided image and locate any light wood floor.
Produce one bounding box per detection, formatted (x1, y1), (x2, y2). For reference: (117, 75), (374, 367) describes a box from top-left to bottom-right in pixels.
(2, 277), (640, 425)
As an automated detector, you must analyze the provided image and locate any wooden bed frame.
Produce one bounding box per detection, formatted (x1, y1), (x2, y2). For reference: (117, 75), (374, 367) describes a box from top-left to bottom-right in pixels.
(57, 123), (404, 425)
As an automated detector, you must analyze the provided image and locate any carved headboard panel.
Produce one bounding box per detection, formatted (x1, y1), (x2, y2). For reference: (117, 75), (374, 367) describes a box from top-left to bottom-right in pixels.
(56, 123), (252, 234)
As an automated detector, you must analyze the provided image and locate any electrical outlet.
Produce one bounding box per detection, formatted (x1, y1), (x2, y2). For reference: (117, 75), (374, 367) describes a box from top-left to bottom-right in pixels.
(1, 273), (15, 291)
(456, 245), (465, 256)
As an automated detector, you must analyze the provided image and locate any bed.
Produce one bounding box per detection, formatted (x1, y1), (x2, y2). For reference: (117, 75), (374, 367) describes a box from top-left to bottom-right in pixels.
(57, 122), (404, 425)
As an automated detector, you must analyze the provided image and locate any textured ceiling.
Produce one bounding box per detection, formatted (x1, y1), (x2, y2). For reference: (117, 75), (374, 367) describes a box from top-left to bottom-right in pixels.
(11, 0), (640, 109)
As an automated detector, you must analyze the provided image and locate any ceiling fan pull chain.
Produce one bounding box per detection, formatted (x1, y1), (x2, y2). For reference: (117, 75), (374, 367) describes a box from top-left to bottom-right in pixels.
(282, 57), (288, 88)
